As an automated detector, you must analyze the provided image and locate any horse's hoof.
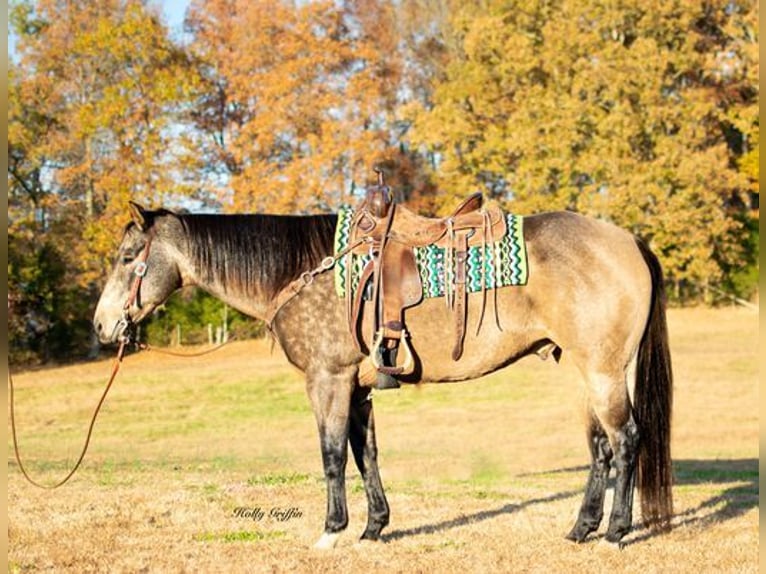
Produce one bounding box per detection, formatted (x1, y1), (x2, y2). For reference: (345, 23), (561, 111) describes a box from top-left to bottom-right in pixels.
(565, 524), (596, 543)
(313, 531), (341, 550)
(565, 532), (586, 544)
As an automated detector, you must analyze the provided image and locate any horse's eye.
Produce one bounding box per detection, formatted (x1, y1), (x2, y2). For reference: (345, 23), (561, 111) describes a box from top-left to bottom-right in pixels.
(120, 242), (145, 265)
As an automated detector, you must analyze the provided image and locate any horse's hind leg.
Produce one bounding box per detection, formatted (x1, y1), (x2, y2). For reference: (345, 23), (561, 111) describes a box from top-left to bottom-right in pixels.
(605, 417), (639, 543)
(566, 415), (613, 542)
(581, 371), (640, 544)
(349, 386), (390, 541)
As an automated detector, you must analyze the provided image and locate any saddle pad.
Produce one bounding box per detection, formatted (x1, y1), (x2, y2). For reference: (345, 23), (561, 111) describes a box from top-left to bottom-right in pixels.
(334, 205), (528, 299)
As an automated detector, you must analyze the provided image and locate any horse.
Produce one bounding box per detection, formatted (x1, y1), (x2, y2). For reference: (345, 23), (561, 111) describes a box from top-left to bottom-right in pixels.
(93, 201), (673, 549)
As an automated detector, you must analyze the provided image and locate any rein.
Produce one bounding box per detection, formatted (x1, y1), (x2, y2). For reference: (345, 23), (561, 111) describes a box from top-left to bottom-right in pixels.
(135, 338), (235, 357)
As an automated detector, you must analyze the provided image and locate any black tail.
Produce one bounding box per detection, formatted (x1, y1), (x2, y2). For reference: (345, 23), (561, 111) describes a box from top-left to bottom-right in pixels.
(634, 238), (674, 531)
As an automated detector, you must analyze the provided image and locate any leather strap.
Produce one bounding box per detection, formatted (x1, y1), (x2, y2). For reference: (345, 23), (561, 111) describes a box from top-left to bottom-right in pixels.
(451, 232), (469, 361)
(380, 241), (421, 340)
(370, 203), (396, 342)
(350, 260), (375, 352)
(265, 237), (366, 328)
(123, 234), (154, 313)
(8, 340), (127, 489)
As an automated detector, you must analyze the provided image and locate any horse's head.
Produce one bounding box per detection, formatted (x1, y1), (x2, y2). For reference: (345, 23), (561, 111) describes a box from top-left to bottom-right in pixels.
(93, 202), (183, 345)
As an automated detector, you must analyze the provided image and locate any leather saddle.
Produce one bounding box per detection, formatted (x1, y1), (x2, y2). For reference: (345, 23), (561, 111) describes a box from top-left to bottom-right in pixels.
(346, 172), (506, 388)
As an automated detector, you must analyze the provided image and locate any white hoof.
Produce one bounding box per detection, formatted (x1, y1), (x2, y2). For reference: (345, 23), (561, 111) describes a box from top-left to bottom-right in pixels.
(313, 531), (341, 550)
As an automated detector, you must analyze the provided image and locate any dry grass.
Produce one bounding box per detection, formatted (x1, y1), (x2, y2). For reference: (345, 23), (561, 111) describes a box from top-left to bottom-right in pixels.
(8, 308), (759, 573)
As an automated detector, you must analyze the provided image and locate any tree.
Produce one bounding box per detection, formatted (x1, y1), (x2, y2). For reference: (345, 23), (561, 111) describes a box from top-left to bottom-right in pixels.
(404, 0), (758, 300)
(185, 0), (417, 213)
(8, 0), (759, 363)
(9, 0), (203, 360)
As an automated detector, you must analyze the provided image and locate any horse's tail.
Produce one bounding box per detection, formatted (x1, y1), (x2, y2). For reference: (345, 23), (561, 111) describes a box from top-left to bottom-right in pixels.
(634, 238), (674, 531)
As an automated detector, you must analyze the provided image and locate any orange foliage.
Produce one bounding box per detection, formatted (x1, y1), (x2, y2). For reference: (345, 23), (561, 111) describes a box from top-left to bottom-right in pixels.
(187, 0), (407, 213)
(10, 0), (203, 285)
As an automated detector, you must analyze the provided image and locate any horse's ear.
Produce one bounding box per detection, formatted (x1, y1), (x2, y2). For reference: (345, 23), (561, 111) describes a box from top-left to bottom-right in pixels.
(129, 201), (148, 231)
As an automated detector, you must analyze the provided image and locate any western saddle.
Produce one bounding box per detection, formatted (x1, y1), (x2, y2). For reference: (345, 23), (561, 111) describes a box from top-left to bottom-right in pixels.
(346, 171), (507, 388)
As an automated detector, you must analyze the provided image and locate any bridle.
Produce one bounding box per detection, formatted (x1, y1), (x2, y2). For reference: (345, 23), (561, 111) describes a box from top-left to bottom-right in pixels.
(115, 234), (234, 357)
(114, 232), (154, 346)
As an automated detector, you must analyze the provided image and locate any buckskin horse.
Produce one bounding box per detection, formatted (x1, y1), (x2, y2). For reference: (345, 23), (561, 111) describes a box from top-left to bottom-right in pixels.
(93, 198), (673, 549)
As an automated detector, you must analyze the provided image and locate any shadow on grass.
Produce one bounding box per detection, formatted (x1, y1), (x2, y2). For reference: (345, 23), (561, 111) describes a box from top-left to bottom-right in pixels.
(382, 458), (758, 544)
(624, 457), (759, 546)
(672, 458), (758, 521)
(382, 489), (581, 542)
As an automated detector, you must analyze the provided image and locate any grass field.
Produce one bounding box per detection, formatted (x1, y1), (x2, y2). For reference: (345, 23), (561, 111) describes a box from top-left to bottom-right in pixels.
(7, 308), (759, 573)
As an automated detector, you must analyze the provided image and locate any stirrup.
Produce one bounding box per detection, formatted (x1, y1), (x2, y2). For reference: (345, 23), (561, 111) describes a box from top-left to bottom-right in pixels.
(372, 345), (401, 389)
(370, 328), (415, 376)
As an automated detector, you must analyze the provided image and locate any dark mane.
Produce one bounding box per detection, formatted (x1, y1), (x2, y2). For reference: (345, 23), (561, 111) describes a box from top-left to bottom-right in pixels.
(177, 213), (338, 298)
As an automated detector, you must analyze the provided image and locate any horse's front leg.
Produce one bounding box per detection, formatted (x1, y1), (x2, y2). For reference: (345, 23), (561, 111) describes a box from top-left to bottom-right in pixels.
(349, 385), (389, 541)
(306, 366), (355, 549)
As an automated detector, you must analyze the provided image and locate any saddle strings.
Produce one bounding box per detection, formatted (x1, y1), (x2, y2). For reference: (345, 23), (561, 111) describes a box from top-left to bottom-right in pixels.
(445, 218), (455, 309)
(491, 213), (503, 331)
(473, 208), (503, 335)
(443, 208), (503, 333)
(474, 209), (489, 335)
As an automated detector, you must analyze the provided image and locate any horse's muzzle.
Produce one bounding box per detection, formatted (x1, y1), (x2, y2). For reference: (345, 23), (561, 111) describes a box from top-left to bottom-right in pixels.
(95, 312), (136, 346)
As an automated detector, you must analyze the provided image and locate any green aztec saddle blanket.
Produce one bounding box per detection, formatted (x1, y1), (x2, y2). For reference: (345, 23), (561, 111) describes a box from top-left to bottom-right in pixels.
(333, 205), (528, 299)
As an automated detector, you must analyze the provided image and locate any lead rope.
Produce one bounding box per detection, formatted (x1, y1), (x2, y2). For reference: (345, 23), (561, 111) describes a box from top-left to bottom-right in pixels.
(136, 337), (235, 358)
(9, 340), (128, 489)
(9, 333), (240, 489)
(7, 230), (152, 490)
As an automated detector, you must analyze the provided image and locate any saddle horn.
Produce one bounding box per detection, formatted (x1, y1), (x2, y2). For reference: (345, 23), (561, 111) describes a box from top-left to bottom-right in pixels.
(366, 168), (392, 218)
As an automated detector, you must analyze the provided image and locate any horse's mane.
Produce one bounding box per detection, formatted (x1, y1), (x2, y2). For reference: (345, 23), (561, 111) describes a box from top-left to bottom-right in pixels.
(177, 213), (338, 299)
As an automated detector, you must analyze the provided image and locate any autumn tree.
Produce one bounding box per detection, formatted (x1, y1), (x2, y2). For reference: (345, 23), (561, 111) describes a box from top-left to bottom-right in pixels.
(9, 0), (202, 360)
(404, 0), (758, 300)
(8, 0), (759, 362)
(185, 0), (439, 213)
